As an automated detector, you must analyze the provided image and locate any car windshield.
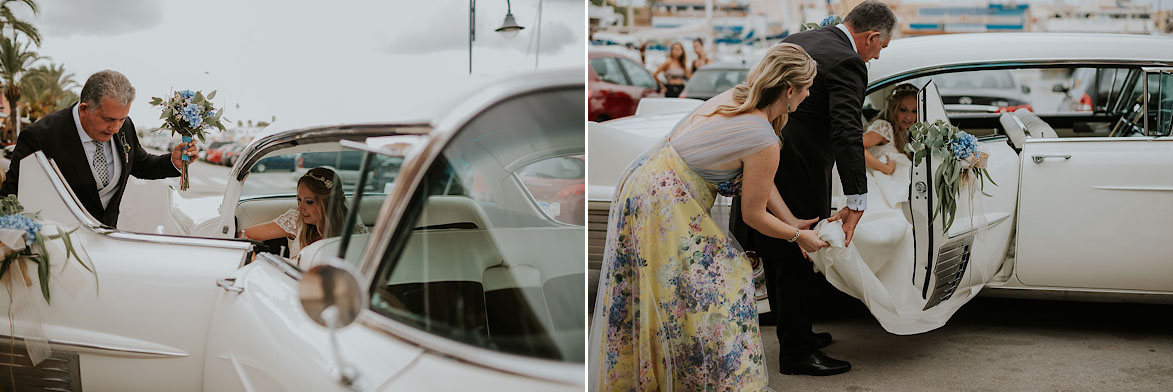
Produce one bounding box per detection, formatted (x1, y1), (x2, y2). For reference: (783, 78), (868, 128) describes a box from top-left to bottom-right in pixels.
(365, 87), (584, 363)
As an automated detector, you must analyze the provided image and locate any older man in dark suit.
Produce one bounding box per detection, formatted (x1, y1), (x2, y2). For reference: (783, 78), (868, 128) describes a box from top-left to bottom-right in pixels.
(731, 0), (897, 376)
(0, 70), (197, 227)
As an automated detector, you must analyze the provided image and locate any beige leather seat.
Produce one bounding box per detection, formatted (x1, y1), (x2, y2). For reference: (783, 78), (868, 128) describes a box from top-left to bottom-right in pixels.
(998, 112), (1028, 149)
(1014, 108), (1058, 139)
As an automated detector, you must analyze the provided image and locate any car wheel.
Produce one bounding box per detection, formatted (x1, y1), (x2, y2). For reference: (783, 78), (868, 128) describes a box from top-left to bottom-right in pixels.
(255, 162), (267, 172)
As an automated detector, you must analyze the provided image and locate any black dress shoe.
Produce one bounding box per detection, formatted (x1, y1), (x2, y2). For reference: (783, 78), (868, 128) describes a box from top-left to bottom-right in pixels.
(812, 332), (832, 348)
(778, 350), (851, 376)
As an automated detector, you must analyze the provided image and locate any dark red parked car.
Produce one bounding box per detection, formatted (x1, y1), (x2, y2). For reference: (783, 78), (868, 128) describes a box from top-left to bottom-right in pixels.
(589, 48), (662, 122)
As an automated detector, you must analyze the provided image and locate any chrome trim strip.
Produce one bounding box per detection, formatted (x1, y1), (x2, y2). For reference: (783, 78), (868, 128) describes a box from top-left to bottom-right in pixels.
(1023, 137), (1163, 144)
(0, 334), (188, 358)
(357, 312), (582, 386)
(869, 60), (1173, 92)
(256, 252), (303, 280)
(233, 124), (431, 182)
(947, 214), (1011, 240)
(1093, 185), (1173, 192)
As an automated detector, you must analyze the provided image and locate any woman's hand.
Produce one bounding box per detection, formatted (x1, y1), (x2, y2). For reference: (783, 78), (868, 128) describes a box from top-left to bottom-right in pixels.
(880, 160), (897, 175)
(796, 230), (828, 253)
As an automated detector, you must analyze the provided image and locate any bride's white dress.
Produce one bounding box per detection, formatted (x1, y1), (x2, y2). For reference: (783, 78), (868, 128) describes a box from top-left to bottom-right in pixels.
(810, 121), (997, 335)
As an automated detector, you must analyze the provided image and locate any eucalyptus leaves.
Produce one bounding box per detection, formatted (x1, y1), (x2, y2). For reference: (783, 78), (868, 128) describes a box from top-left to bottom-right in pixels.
(0, 195), (94, 303)
(907, 120), (997, 233)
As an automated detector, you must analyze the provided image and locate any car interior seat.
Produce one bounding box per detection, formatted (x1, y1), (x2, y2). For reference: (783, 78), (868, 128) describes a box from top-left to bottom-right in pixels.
(998, 112), (1029, 149)
(1014, 108), (1058, 139)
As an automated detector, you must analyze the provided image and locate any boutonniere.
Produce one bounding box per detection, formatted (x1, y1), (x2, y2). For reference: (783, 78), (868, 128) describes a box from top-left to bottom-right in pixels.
(117, 132), (130, 158)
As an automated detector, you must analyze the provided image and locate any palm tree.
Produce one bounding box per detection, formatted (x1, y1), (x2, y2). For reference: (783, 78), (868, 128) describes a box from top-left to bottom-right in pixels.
(0, 36), (39, 142)
(0, 0), (39, 46)
(20, 63), (77, 122)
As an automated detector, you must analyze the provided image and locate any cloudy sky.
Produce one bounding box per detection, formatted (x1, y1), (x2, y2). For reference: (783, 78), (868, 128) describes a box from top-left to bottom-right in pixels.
(19, 0), (584, 128)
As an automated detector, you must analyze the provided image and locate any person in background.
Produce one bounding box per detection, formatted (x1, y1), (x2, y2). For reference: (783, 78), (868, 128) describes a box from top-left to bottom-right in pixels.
(653, 41), (691, 98)
(692, 37), (714, 73)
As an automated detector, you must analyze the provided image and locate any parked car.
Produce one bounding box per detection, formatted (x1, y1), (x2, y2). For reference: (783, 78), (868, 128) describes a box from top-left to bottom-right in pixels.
(927, 69), (1033, 114)
(292, 150), (365, 186)
(680, 60), (751, 100)
(203, 141), (232, 165)
(249, 154), (297, 173)
(589, 33), (1173, 310)
(6, 69), (584, 390)
(219, 143), (246, 167)
(589, 47), (662, 122)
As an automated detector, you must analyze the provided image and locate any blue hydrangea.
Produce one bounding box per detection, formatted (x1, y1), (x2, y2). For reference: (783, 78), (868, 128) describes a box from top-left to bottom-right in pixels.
(206, 109), (216, 118)
(0, 214), (41, 245)
(181, 103), (203, 128)
(820, 15), (840, 27)
(179, 90), (195, 100)
(950, 132), (978, 160)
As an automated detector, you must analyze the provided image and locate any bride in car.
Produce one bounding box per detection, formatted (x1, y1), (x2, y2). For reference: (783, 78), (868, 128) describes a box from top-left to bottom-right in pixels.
(239, 167), (366, 257)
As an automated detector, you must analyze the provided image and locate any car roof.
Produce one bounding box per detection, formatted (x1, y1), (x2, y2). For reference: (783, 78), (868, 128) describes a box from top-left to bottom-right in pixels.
(868, 33), (1173, 86)
(589, 46), (642, 63)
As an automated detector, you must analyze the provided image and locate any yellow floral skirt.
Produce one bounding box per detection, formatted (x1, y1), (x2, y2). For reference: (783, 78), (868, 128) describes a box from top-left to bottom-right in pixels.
(595, 145), (766, 391)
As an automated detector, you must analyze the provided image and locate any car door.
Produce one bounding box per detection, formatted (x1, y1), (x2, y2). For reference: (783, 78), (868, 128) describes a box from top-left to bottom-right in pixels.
(3, 151), (251, 391)
(1015, 67), (1173, 291)
(908, 80), (1017, 310)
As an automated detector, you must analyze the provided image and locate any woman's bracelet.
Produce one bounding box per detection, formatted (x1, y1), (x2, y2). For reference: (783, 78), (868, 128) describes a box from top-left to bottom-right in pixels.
(787, 227), (801, 243)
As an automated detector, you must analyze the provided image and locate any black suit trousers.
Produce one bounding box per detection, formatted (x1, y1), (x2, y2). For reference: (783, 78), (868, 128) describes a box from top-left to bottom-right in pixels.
(763, 240), (820, 360)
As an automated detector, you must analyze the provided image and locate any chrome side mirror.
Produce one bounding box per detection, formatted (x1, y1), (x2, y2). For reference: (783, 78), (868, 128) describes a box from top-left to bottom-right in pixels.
(299, 261), (368, 390)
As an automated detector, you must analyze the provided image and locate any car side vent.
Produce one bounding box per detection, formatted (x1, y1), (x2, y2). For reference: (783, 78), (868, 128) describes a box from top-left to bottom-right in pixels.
(923, 237), (973, 311)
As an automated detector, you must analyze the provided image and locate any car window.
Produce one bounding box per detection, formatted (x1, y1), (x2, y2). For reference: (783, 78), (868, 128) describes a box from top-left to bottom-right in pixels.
(1145, 71), (1173, 137)
(907, 69), (1031, 115)
(515, 155), (584, 225)
(591, 57), (627, 85)
(241, 145), (403, 198)
(618, 58), (657, 90)
(368, 88), (584, 363)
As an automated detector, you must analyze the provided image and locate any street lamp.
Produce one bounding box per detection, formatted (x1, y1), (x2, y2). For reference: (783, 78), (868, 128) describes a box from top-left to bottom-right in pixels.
(470, 0), (525, 74)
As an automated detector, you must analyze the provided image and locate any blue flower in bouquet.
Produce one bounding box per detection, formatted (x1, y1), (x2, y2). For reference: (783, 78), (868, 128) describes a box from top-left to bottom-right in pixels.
(0, 214), (41, 245)
(206, 109), (216, 118)
(181, 104), (203, 128)
(820, 15), (840, 27)
(179, 90), (195, 100)
(950, 132), (978, 160)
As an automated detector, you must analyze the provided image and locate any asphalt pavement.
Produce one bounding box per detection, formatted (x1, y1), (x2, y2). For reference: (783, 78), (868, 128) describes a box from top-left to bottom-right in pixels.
(763, 292), (1173, 391)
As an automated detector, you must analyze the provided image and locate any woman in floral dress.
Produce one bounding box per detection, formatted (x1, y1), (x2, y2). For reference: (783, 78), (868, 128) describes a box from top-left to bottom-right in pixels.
(590, 43), (830, 391)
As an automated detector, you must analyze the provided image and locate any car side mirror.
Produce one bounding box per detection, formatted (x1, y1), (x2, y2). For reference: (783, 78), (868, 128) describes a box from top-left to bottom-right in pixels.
(1052, 84), (1068, 93)
(299, 262), (366, 329)
(299, 261), (367, 390)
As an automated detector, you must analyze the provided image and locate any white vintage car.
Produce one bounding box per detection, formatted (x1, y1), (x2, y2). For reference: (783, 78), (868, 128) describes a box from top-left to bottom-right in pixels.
(588, 33), (1173, 310)
(3, 69), (584, 390)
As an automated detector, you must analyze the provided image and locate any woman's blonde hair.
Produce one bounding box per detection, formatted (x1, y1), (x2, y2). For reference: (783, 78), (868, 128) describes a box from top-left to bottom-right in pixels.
(874, 83), (918, 158)
(706, 42), (817, 135)
(297, 166), (349, 250)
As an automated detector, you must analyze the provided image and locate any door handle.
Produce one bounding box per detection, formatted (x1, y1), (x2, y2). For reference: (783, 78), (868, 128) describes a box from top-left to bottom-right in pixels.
(1031, 154), (1071, 164)
(217, 278), (244, 294)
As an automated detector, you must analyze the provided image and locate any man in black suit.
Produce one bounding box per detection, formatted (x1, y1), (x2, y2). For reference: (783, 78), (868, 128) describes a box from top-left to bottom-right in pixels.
(0, 70), (198, 227)
(731, 1), (897, 376)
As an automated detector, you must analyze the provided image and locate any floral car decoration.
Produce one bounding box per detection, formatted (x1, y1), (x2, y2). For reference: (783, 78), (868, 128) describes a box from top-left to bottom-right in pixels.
(0, 195), (92, 303)
(150, 89), (226, 190)
(907, 119), (996, 232)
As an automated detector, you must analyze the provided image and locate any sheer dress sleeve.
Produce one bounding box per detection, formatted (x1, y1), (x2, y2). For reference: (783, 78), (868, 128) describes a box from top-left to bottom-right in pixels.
(669, 114), (780, 174)
(273, 208), (300, 236)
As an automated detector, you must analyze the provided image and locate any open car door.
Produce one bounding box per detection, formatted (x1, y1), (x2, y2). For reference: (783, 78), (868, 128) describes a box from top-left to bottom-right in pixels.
(909, 80), (1016, 311)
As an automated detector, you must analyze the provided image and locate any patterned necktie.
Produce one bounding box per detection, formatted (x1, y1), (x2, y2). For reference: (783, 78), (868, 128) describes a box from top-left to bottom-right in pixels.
(93, 140), (109, 187)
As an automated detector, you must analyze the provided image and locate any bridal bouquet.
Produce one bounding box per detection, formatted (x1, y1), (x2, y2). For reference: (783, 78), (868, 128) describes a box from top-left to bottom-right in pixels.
(0, 195), (93, 303)
(907, 120), (997, 232)
(149, 89), (226, 191)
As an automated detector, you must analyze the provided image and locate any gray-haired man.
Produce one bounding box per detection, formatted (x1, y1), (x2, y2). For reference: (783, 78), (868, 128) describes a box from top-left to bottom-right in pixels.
(0, 70), (197, 227)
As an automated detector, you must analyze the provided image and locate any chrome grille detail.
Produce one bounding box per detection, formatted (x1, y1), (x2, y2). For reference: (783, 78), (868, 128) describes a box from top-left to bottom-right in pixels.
(0, 339), (82, 391)
(923, 237), (973, 310)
